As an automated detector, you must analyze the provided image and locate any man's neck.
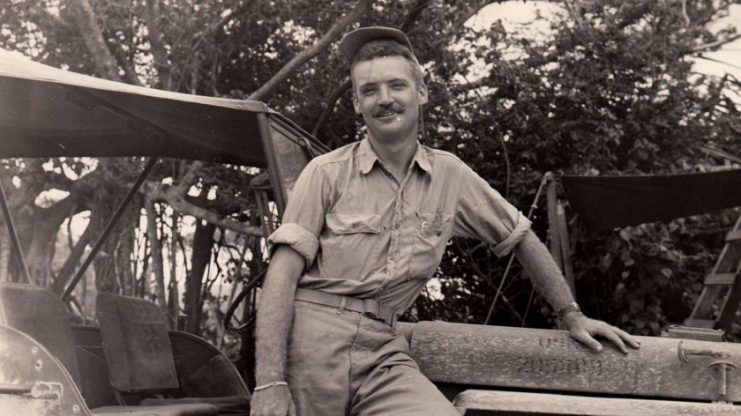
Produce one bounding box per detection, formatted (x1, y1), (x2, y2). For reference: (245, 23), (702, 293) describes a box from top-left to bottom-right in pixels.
(367, 133), (418, 183)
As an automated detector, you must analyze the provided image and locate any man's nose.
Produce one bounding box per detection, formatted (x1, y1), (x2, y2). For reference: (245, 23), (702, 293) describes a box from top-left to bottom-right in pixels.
(378, 86), (393, 105)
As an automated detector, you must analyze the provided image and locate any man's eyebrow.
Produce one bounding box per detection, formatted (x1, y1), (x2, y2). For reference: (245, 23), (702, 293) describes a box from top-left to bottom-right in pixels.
(358, 80), (378, 89)
(359, 78), (408, 87)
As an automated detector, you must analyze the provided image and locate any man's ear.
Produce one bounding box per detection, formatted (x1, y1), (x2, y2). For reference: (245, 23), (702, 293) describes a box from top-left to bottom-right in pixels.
(417, 83), (429, 106)
(353, 92), (361, 114)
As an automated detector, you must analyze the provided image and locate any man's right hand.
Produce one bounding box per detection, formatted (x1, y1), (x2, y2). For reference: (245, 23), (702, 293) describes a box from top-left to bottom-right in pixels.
(250, 385), (296, 416)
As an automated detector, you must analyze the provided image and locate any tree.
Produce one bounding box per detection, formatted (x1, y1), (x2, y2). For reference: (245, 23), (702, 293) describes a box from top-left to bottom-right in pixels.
(404, 0), (741, 336)
(0, 0), (368, 323)
(0, 0), (739, 363)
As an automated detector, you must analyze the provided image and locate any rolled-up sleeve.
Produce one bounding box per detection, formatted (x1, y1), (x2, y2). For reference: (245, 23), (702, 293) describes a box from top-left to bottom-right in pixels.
(452, 165), (531, 257)
(267, 160), (328, 269)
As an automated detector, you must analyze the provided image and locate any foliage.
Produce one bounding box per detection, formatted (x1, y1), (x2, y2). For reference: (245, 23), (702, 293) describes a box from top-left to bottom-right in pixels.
(0, 0), (740, 361)
(403, 0), (741, 337)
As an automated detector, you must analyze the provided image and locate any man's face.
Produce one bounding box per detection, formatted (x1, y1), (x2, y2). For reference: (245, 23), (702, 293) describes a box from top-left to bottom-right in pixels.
(352, 56), (428, 143)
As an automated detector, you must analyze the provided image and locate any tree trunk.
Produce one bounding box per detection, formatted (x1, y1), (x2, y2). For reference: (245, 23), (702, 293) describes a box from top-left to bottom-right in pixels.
(67, 0), (122, 81)
(0, 226), (10, 282)
(118, 227), (136, 296)
(247, 0), (373, 101)
(52, 223), (92, 294)
(185, 220), (216, 334)
(144, 0), (172, 89)
(145, 198), (168, 312)
(169, 211), (181, 328)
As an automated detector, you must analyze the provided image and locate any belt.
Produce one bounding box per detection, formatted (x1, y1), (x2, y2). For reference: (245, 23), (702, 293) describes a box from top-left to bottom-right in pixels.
(294, 288), (398, 327)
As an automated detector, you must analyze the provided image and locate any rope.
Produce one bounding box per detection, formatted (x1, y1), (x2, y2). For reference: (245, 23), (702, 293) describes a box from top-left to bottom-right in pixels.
(483, 172), (553, 325)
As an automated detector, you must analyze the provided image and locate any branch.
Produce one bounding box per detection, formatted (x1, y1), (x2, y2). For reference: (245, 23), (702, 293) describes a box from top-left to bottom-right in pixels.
(108, 39), (143, 86)
(191, 0), (255, 44)
(691, 33), (741, 53)
(52, 218), (92, 294)
(562, 0), (586, 29)
(247, 0), (373, 101)
(681, 0), (690, 27)
(67, 0), (122, 81)
(146, 184), (262, 237)
(311, 78), (351, 137)
(176, 160), (203, 192)
(28, 3), (72, 29)
(400, 0), (433, 32)
(145, 0), (172, 89)
(694, 54), (741, 72)
(174, 1), (256, 92)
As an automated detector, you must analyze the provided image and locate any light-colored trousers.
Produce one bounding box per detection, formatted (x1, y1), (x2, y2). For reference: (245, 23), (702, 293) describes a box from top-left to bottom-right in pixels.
(286, 300), (460, 416)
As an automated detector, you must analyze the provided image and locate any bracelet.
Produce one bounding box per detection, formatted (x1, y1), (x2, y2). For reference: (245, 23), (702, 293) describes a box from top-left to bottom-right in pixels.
(556, 302), (582, 320)
(253, 381), (288, 393)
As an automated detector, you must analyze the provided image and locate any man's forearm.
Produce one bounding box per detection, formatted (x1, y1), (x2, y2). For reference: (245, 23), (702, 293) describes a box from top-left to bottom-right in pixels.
(514, 230), (574, 312)
(254, 245), (305, 385)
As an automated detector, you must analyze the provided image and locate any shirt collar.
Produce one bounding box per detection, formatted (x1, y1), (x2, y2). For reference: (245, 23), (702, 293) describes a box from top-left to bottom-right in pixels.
(358, 138), (378, 175)
(358, 138), (432, 176)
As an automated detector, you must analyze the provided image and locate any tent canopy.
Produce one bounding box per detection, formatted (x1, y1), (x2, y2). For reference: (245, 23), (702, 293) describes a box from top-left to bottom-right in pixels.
(0, 49), (282, 167)
(563, 169), (741, 231)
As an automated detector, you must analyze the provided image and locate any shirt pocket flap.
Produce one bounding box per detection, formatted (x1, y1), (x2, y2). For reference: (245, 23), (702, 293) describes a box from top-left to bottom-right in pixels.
(326, 213), (383, 235)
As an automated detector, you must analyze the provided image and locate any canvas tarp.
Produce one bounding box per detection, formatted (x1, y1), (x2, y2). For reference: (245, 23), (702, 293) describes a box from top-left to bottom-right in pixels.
(0, 49), (274, 167)
(562, 169), (741, 231)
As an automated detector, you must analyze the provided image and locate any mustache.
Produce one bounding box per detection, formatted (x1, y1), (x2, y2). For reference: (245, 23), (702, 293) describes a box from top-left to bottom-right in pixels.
(372, 106), (404, 117)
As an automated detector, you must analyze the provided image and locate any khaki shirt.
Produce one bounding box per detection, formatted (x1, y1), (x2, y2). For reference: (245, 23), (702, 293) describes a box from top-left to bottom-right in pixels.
(269, 138), (531, 314)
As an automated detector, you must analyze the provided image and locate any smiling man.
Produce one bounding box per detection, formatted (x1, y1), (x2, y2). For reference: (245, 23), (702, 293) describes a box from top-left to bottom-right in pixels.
(250, 27), (640, 416)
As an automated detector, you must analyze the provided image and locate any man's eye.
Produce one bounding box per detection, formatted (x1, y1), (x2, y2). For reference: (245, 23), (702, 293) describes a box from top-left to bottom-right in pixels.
(390, 82), (407, 89)
(360, 88), (376, 95)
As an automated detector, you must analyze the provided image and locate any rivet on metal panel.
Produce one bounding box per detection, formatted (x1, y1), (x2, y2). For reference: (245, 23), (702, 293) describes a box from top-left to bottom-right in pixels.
(709, 360), (737, 401)
(34, 359), (43, 371)
(30, 346), (39, 354)
(677, 340), (729, 363)
(72, 404), (81, 413)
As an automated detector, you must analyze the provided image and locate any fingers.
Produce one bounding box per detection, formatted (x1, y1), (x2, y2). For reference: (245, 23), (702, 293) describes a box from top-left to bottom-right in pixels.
(597, 325), (628, 354)
(568, 318), (640, 354)
(570, 328), (603, 352)
(614, 326), (641, 349)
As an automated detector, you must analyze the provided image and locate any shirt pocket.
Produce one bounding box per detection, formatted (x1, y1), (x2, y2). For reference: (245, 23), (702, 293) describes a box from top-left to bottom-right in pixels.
(411, 212), (452, 279)
(322, 213), (384, 278)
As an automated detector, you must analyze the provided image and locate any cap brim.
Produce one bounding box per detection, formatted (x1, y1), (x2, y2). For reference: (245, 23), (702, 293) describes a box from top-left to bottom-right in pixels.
(338, 26), (414, 60)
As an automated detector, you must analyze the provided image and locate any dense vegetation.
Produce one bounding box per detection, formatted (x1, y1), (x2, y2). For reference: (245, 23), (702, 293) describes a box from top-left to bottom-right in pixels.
(1, 0), (739, 380)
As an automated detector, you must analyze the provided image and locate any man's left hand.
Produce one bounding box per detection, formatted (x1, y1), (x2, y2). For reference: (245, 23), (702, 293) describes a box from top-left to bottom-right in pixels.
(562, 312), (641, 354)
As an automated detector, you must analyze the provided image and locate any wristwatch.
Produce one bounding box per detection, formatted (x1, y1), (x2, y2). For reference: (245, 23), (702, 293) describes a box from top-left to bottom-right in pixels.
(556, 302), (582, 320)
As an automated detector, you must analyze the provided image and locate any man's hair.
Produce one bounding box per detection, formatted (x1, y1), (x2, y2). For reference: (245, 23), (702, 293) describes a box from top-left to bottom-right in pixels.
(350, 39), (425, 91)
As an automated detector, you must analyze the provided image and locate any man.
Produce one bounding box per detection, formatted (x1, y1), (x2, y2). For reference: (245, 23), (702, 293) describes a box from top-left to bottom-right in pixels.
(251, 27), (640, 416)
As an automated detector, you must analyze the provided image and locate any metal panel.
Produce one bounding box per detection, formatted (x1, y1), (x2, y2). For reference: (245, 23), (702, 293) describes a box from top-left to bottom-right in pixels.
(409, 321), (741, 402)
(0, 324), (90, 416)
(96, 292), (179, 392)
(454, 389), (741, 415)
(0, 283), (81, 384)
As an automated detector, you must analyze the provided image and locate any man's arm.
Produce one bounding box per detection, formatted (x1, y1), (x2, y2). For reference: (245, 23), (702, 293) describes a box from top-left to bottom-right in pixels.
(251, 245), (305, 416)
(514, 230), (640, 354)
